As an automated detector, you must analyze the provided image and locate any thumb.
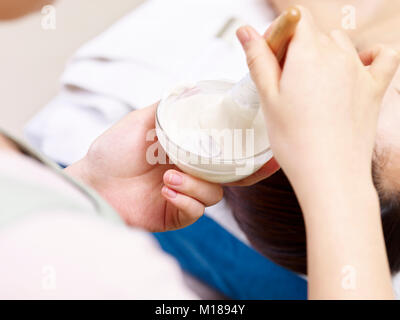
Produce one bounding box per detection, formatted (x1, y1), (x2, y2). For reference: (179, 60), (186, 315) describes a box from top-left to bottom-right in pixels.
(237, 25), (280, 100)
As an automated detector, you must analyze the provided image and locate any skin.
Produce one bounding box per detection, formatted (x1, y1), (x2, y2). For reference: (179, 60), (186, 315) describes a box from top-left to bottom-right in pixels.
(238, 6), (399, 299)
(269, 0), (400, 51)
(65, 104), (223, 232)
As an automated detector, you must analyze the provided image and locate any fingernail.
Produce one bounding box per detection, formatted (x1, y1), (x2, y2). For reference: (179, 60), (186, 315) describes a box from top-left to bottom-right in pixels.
(237, 26), (251, 45)
(163, 186), (177, 198)
(167, 173), (183, 186)
(238, 26), (261, 46)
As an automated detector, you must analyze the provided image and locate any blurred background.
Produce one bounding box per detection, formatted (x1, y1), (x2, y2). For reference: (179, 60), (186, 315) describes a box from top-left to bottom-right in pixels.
(0, 0), (145, 139)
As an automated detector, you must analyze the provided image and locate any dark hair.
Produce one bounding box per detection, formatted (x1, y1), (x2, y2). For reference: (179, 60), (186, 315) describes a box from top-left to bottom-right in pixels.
(225, 169), (400, 275)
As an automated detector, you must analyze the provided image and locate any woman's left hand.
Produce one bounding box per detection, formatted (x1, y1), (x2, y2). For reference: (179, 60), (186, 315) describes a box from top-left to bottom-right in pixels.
(66, 104), (226, 232)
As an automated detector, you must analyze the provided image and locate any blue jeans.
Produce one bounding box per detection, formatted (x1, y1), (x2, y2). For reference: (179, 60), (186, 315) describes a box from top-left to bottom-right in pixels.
(154, 215), (307, 300)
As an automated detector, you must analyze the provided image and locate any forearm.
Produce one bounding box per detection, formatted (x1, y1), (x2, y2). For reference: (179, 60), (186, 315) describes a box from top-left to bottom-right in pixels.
(296, 173), (393, 299)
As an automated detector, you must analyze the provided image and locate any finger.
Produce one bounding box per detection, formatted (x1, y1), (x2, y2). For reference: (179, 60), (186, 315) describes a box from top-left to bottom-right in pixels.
(282, 6), (325, 76)
(365, 45), (400, 89)
(161, 186), (205, 229)
(330, 29), (358, 57)
(227, 157), (280, 187)
(163, 170), (223, 206)
(263, 20), (277, 40)
(292, 6), (321, 43)
(237, 25), (280, 99)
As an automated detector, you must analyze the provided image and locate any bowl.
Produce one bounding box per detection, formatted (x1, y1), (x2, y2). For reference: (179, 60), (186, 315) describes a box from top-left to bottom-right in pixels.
(155, 80), (273, 183)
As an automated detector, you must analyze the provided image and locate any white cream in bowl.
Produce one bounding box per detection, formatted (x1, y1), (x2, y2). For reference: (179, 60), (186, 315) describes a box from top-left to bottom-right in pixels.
(156, 80), (272, 183)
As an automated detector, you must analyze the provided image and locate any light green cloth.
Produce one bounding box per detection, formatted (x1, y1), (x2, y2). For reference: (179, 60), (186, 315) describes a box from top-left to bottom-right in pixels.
(0, 129), (123, 228)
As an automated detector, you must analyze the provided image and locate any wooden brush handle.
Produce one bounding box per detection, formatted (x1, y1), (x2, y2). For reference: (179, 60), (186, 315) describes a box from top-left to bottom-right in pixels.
(227, 7), (301, 111)
(266, 6), (301, 64)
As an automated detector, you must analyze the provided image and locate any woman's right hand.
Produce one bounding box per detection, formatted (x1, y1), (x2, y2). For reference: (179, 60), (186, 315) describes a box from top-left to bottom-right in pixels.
(237, 6), (399, 300)
(237, 7), (399, 198)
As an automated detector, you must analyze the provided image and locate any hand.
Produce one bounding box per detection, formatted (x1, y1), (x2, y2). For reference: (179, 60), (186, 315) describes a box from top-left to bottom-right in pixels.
(237, 7), (398, 299)
(66, 104), (224, 232)
(65, 104), (278, 232)
(237, 7), (399, 195)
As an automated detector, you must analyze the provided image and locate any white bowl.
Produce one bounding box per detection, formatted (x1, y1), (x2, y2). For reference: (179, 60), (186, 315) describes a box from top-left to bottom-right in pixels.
(156, 80), (273, 183)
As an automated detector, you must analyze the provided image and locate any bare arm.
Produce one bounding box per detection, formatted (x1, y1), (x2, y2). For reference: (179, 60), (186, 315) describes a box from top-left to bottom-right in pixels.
(238, 6), (399, 299)
(298, 170), (393, 299)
